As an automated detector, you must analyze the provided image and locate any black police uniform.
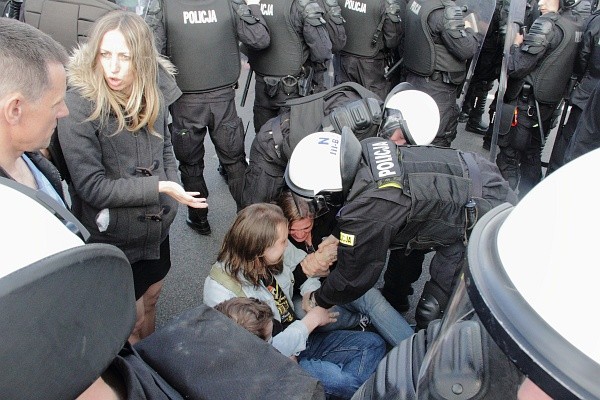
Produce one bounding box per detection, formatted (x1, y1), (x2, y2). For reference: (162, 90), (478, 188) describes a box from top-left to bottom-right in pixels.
(497, 10), (579, 197)
(548, 9), (599, 173)
(147, 0), (269, 231)
(310, 140), (517, 329)
(564, 78), (600, 163)
(460, 0), (504, 135)
(246, 0), (346, 132)
(403, 0), (482, 147)
(334, 0), (403, 101)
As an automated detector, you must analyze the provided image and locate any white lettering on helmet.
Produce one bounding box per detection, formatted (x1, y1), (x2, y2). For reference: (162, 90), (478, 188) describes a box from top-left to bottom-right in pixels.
(182, 10), (218, 24)
(344, 0), (367, 13)
(371, 142), (395, 178)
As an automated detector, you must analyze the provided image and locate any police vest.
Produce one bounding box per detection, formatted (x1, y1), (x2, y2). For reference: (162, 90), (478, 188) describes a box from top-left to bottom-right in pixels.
(340, 0), (385, 57)
(164, 0), (240, 92)
(527, 13), (580, 104)
(245, 0), (305, 77)
(403, 0), (466, 84)
(351, 140), (470, 250)
(23, 0), (119, 52)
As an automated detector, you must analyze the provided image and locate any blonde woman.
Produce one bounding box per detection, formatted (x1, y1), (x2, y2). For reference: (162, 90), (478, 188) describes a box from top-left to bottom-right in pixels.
(58, 10), (206, 343)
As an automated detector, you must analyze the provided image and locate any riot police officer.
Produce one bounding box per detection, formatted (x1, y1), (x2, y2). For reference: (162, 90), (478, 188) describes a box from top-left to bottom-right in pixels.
(286, 129), (517, 330)
(245, 0), (346, 133)
(351, 148), (600, 400)
(334, 0), (404, 101)
(496, 0), (580, 197)
(402, 0), (482, 147)
(147, 0), (270, 234)
(547, 2), (598, 173)
(241, 82), (440, 207)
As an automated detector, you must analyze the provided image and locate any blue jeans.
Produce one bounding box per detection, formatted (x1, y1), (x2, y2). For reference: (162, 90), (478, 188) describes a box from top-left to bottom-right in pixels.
(298, 330), (385, 399)
(295, 288), (414, 346)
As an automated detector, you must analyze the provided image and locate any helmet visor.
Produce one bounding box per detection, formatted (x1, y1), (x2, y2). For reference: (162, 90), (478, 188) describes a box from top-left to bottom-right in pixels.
(379, 109), (412, 144)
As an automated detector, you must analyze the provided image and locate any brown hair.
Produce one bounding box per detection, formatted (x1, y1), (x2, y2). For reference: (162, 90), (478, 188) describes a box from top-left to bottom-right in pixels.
(214, 297), (274, 341)
(217, 203), (288, 286)
(277, 190), (314, 224)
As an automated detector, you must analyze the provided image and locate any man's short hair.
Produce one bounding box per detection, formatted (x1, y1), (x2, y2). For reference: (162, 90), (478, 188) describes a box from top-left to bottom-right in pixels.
(0, 17), (69, 101)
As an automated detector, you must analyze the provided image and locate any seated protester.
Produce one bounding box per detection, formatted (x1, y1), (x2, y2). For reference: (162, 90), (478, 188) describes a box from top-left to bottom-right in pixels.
(277, 190), (414, 346)
(203, 203), (386, 400)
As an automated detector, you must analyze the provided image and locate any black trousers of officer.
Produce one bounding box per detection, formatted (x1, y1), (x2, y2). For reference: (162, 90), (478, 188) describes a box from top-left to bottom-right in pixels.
(406, 73), (460, 148)
(546, 105), (583, 174)
(496, 99), (555, 198)
(170, 89), (247, 215)
(253, 75), (299, 133)
(335, 53), (390, 103)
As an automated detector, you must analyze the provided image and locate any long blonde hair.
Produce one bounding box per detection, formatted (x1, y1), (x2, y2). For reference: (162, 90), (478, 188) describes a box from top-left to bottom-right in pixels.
(68, 10), (175, 136)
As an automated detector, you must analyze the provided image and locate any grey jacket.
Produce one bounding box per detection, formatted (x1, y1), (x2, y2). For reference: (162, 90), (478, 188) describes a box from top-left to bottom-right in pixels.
(58, 63), (180, 263)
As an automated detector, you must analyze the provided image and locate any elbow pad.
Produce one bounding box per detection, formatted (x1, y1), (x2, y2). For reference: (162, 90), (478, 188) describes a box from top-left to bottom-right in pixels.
(328, 98), (383, 135)
(385, 0), (402, 23)
(324, 0), (345, 24)
(444, 5), (466, 38)
(521, 18), (553, 55)
(298, 0), (326, 27)
(232, 0), (260, 24)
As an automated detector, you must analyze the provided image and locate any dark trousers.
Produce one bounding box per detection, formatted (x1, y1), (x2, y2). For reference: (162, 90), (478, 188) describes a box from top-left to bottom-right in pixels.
(406, 73), (460, 147)
(170, 92), (247, 212)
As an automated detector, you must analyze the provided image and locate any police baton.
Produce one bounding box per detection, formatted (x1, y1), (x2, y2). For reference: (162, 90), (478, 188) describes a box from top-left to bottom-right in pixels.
(383, 57), (403, 80)
(544, 75), (578, 169)
(240, 67), (253, 108)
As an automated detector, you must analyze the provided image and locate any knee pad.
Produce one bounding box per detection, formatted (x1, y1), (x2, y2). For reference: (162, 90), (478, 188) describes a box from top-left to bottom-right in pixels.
(415, 281), (449, 331)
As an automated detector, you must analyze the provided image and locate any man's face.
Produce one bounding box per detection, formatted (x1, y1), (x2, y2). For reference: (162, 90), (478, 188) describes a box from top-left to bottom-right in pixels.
(262, 223), (288, 265)
(538, 0), (560, 14)
(18, 63), (69, 151)
(389, 128), (407, 146)
(289, 217), (313, 243)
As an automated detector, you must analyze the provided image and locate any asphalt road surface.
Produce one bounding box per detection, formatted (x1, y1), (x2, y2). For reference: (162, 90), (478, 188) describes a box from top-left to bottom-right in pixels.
(155, 59), (557, 328)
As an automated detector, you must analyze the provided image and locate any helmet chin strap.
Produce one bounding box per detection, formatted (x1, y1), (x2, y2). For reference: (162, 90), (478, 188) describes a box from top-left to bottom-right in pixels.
(340, 127), (363, 198)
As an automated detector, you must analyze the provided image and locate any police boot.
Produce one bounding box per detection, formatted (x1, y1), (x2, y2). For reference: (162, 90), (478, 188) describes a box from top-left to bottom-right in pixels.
(415, 281), (450, 331)
(187, 207), (211, 235)
(465, 95), (489, 135)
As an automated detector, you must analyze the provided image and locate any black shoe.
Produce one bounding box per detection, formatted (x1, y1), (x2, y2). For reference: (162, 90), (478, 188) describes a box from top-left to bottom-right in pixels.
(458, 111), (470, 124)
(186, 217), (211, 235)
(482, 138), (491, 151)
(465, 119), (488, 135)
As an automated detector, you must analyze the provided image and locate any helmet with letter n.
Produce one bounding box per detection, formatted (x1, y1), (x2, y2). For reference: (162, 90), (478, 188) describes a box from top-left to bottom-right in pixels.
(351, 148), (600, 400)
(284, 128), (362, 210)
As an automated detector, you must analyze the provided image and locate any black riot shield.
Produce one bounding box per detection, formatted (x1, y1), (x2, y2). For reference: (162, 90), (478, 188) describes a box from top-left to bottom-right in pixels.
(454, 0), (497, 110)
(489, 0), (527, 161)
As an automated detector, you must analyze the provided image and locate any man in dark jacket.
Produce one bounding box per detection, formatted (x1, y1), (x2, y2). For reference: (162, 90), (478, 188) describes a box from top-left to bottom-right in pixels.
(285, 129), (517, 330)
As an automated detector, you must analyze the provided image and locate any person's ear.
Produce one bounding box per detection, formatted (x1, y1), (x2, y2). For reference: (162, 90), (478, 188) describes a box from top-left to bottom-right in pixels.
(2, 95), (25, 125)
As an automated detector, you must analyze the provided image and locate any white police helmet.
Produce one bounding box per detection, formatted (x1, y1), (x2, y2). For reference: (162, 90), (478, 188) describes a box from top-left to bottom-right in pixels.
(285, 128), (363, 199)
(379, 83), (440, 145)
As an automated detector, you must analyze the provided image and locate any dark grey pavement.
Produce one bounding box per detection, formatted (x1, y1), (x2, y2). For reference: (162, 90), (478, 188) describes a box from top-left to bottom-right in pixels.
(156, 62), (557, 328)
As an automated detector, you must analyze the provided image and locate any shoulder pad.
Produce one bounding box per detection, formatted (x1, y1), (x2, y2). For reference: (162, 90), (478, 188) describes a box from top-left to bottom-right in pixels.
(232, 0), (260, 24)
(324, 0), (345, 24)
(301, 0), (326, 27)
(146, 0), (161, 15)
(522, 18), (554, 54)
(386, 0), (402, 23)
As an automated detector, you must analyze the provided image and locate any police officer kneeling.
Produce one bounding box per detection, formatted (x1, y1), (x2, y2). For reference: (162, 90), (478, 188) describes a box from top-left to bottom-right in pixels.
(286, 129), (517, 330)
